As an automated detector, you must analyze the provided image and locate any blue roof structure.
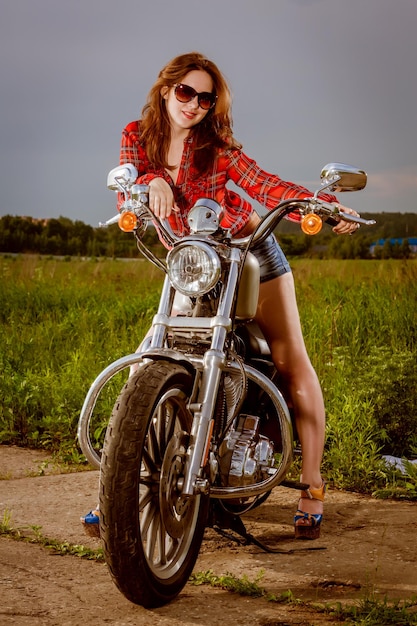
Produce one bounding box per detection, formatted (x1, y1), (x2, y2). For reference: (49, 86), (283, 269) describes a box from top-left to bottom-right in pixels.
(371, 238), (417, 246)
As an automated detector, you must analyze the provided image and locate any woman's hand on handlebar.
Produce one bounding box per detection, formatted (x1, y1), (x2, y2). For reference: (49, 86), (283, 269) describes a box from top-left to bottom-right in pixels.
(331, 204), (361, 235)
(149, 177), (180, 219)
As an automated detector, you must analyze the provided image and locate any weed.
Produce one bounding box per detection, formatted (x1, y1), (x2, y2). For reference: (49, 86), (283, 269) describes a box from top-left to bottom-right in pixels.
(190, 569), (267, 598)
(190, 568), (417, 625)
(0, 510), (103, 561)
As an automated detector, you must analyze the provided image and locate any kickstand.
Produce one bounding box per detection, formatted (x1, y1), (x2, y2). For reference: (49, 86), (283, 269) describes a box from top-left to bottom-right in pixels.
(212, 515), (326, 554)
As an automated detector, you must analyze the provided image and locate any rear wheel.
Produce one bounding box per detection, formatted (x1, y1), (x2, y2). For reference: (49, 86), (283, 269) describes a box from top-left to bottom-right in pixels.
(100, 360), (208, 608)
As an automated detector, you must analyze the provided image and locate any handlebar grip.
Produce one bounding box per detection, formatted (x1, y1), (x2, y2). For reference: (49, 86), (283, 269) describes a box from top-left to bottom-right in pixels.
(327, 211), (376, 227)
(324, 215), (340, 227)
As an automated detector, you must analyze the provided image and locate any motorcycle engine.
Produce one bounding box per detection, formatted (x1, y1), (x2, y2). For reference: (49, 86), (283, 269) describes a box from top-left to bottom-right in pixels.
(218, 414), (275, 487)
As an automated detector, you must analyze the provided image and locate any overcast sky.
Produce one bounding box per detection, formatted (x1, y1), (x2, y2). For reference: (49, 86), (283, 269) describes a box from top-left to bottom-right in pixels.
(1, 0), (416, 226)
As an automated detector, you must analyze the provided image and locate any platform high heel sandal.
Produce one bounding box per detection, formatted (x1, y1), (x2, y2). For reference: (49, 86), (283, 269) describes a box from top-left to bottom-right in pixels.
(81, 509), (100, 538)
(294, 481), (326, 540)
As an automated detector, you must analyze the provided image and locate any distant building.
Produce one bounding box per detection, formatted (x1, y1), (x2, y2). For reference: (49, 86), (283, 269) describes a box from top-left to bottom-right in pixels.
(370, 237), (417, 256)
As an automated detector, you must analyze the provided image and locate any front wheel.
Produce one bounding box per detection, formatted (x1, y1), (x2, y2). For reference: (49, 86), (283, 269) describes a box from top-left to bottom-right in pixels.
(100, 360), (208, 608)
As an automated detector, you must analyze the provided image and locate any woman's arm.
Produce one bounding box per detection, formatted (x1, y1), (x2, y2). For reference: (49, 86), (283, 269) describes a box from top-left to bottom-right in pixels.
(225, 149), (359, 232)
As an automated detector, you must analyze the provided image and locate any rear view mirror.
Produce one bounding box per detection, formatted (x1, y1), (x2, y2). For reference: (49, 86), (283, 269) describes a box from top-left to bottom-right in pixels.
(107, 164), (138, 191)
(320, 163), (367, 192)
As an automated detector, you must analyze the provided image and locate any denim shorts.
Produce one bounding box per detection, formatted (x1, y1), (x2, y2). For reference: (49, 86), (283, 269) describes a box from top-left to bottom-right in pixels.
(251, 234), (291, 283)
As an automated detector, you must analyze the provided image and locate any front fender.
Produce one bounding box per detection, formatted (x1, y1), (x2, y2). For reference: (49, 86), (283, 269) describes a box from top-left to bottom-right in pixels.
(140, 348), (199, 376)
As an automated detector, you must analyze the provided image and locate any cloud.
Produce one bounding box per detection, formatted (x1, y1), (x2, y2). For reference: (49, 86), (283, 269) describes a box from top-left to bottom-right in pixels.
(370, 166), (417, 199)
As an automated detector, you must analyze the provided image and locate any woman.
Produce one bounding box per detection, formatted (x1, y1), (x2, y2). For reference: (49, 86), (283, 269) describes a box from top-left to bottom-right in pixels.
(82, 52), (359, 540)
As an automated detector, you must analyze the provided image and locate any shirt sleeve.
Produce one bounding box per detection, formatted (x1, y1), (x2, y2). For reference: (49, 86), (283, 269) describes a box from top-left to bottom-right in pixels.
(117, 121), (163, 211)
(225, 149), (338, 219)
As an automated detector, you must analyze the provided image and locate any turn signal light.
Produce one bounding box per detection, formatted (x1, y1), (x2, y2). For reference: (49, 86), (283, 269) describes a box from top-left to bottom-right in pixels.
(118, 211), (137, 232)
(301, 213), (323, 235)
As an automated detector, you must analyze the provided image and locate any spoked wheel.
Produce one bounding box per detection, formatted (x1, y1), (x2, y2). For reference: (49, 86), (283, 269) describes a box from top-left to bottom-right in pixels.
(100, 360), (208, 608)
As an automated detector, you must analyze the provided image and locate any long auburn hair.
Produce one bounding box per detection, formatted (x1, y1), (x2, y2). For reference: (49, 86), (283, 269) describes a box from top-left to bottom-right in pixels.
(139, 52), (241, 175)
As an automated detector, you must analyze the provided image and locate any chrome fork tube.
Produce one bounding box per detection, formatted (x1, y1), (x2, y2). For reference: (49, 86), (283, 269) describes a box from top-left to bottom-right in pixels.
(149, 275), (174, 348)
(182, 250), (241, 496)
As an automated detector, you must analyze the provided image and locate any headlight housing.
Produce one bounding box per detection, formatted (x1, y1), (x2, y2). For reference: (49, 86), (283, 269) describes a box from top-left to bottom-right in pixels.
(167, 242), (221, 297)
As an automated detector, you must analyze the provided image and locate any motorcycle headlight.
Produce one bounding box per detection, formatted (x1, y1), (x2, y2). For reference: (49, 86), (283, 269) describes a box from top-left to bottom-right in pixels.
(167, 242), (221, 297)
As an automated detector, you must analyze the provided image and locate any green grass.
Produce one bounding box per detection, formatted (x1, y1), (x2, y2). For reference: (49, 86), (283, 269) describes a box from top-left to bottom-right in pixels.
(0, 256), (163, 459)
(0, 255), (416, 495)
(0, 509), (103, 561)
(190, 569), (417, 625)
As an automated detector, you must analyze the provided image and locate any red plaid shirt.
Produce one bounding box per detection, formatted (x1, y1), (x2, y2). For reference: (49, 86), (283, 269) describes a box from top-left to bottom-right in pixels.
(119, 120), (337, 237)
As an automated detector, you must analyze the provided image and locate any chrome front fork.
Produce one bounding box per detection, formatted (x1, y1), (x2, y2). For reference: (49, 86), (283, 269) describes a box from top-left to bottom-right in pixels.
(179, 249), (241, 497)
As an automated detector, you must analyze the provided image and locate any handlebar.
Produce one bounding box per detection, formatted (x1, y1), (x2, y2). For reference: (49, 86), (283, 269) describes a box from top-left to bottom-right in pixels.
(100, 190), (375, 249)
(232, 199), (376, 250)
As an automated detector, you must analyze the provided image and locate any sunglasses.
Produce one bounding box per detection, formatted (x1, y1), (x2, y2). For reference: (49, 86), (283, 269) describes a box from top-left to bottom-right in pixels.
(173, 83), (217, 110)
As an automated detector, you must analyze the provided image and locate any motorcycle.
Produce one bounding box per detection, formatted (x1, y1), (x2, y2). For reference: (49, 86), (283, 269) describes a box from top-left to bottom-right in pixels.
(77, 162), (374, 608)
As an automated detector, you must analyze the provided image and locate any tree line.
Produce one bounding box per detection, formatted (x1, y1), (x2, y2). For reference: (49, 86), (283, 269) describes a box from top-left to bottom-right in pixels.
(0, 212), (416, 259)
(0, 214), (164, 258)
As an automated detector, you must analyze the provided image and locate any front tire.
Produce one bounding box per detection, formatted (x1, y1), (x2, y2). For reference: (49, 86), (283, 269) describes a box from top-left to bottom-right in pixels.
(100, 360), (208, 608)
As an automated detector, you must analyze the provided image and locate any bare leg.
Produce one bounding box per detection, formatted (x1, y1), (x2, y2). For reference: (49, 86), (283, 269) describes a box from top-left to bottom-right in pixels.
(255, 273), (325, 517)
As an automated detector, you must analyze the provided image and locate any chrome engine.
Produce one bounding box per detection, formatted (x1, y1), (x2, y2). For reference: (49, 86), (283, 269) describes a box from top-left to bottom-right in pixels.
(218, 414), (275, 487)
